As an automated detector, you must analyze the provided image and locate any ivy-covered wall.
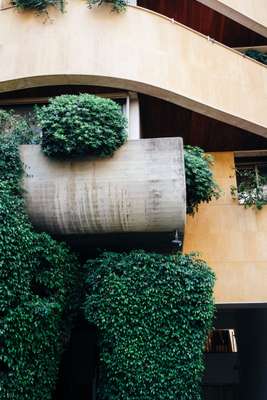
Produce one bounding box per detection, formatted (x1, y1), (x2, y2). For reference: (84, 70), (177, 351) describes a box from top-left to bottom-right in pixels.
(84, 251), (215, 400)
(0, 96), (217, 400)
(0, 111), (82, 399)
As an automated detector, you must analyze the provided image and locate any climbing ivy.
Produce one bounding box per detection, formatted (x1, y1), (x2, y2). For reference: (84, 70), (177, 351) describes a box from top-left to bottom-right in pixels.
(36, 94), (127, 158)
(0, 109), (216, 400)
(0, 111), (81, 400)
(184, 145), (221, 215)
(84, 250), (215, 400)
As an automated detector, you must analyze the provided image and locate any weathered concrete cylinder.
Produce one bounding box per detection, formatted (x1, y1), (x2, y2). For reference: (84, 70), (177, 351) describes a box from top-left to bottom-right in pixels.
(20, 138), (186, 235)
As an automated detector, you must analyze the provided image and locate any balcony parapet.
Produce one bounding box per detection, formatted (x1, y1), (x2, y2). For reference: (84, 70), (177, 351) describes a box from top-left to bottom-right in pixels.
(20, 138), (186, 235)
(0, 1), (266, 137)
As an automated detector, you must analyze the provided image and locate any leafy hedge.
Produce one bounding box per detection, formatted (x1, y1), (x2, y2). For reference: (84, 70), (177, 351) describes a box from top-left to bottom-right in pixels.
(87, 0), (127, 12)
(12, 0), (64, 12)
(184, 145), (220, 215)
(84, 250), (215, 400)
(0, 112), (81, 400)
(36, 94), (127, 158)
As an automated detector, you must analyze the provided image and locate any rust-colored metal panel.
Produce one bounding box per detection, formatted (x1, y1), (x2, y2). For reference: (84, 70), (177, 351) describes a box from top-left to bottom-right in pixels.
(138, 0), (267, 47)
(139, 95), (267, 152)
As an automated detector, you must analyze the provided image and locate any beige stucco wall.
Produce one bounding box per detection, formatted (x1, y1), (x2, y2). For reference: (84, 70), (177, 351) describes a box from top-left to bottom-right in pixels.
(197, 0), (267, 38)
(183, 152), (267, 305)
(0, 1), (266, 136)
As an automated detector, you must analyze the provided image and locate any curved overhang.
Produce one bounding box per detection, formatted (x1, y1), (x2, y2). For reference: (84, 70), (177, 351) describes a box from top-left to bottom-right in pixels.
(197, 0), (267, 38)
(0, 1), (267, 136)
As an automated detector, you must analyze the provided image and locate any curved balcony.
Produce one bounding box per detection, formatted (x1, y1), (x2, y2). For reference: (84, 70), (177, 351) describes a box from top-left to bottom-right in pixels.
(0, 1), (266, 137)
(20, 138), (186, 235)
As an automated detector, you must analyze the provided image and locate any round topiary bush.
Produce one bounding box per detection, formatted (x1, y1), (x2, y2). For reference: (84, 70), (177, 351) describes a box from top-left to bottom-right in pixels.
(12, 0), (62, 11)
(84, 250), (215, 400)
(184, 145), (220, 215)
(36, 94), (128, 158)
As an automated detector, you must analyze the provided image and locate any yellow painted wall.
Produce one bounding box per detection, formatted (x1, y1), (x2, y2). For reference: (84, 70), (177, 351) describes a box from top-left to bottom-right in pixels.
(183, 152), (267, 305)
(0, 1), (266, 136)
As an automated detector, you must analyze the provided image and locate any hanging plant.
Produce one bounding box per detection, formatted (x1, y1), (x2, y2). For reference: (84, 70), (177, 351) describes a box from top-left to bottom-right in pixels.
(87, 0), (127, 13)
(12, 0), (64, 12)
(184, 145), (221, 215)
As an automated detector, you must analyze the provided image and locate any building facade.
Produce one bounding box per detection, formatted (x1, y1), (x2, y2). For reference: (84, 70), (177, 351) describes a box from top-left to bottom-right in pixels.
(0, 0), (267, 399)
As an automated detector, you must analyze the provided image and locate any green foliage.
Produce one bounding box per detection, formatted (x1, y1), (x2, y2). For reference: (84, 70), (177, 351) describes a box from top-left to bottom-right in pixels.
(245, 49), (267, 66)
(12, 0), (64, 12)
(36, 94), (127, 158)
(0, 109), (40, 145)
(231, 168), (267, 210)
(84, 250), (215, 400)
(0, 111), (81, 399)
(87, 0), (127, 12)
(184, 145), (221, 215)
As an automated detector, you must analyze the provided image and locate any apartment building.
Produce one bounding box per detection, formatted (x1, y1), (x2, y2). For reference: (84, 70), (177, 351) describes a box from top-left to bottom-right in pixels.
(0, 1), (267, 399)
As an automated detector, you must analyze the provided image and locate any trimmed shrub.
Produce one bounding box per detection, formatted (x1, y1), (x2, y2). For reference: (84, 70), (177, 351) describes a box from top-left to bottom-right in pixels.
(184, 145), (220, 215)
(36, 94), (127, 158)
(12, 0), (64, 12)
(87, 0), (127, 13)
(0, 112), (81, 400)
(84, 250), (215, 400)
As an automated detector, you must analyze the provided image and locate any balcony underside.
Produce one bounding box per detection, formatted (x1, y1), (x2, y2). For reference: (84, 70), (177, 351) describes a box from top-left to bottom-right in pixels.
(0, 2), (266, 137)
(197, 0), (267, 38)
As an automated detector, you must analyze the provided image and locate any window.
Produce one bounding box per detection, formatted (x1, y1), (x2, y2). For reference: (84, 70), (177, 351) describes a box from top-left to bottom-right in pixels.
(233, 155), (267, 207)
(205, 329), (238, 353)
(235, 156), (267, 189)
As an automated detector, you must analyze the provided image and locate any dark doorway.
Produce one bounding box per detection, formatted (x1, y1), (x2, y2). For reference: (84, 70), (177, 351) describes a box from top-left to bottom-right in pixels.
(203, 385), (239, 400)
(54, 319), (98, 400)
(203, 307), (267, 400)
